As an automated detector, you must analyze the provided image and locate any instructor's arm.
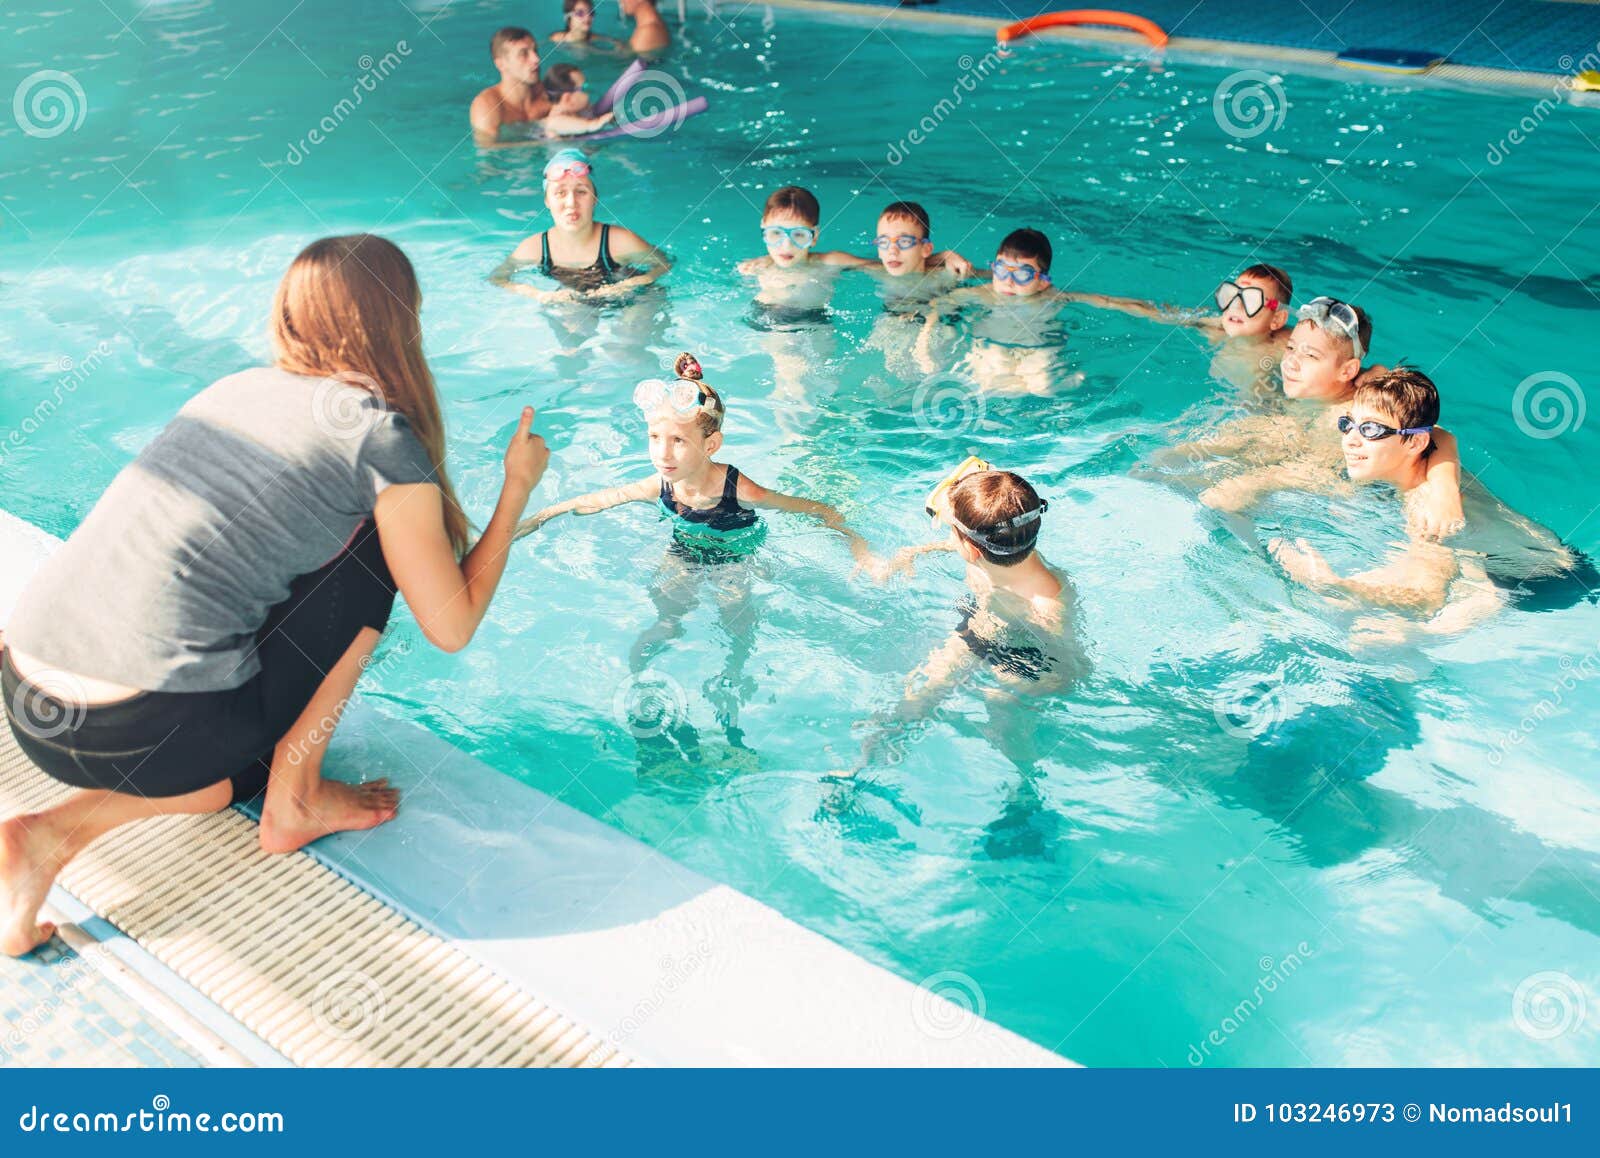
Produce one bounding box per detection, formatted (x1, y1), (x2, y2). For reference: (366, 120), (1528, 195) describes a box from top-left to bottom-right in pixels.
(375, 407), (549, 652)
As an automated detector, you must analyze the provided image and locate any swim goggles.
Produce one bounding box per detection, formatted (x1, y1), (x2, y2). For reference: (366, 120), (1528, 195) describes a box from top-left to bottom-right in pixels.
(992, 258), (1049, 286)
(949, 502), (1049, 556)
(1214, 280), (1278, 317)
(875, 233), (928, 251)
(925, 454), (990, 519)
(543, 149), (592, 184)
(1337, 415), (1432, 441)
(761, 225), (817, 250)
(1298, 296), (1366, 362)
(634, 377), (722, 418)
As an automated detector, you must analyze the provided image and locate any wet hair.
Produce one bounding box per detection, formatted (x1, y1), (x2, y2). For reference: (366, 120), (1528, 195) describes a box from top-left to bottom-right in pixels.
(762, 186), (820, 228)
(544, 63), (583, 95)
(1354, 366), (1439, 444)
(949, 471), (1046, 566)
(491, 26), (535, 61)
(879, 200), (930, 239)
(674, 352), (725, 436)
(1301, 303), (1374, 363)
(562, 0), (594, 21)
(997, 228), (1051, 273)
(1239, 262), (1293, 306)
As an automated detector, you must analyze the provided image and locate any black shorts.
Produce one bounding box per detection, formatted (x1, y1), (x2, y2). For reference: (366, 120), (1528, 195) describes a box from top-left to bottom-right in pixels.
(2, 520), (396, 803)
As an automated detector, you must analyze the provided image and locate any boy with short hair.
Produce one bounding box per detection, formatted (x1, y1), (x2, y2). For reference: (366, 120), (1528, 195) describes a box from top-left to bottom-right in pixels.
(1269, 368), (1586, 641)
(918, 228), (1075, 395)
(861, 201), (976, 381)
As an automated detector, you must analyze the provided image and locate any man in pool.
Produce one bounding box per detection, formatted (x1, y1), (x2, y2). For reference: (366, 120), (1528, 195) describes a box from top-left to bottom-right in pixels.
(918, 228), (1075, 395)
(1064, 262), (1295, 391)
(618, 0), (671, 56)
(1267, 368), (1583, 641)
(1191, 298), (1466, 537)
(842, 465), (1085, 776)
(471, 27), (611, 144)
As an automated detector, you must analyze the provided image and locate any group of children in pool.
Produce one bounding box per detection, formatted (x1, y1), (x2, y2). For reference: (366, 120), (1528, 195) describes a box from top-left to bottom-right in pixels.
(480, 57), (1583, 763)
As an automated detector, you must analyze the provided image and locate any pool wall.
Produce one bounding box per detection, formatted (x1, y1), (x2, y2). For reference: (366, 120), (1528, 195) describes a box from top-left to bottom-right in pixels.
(0, 506), (1070, 1067)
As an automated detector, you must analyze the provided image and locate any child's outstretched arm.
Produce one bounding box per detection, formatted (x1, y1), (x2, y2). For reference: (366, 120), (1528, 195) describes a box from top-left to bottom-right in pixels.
(735, 475), (885, 577)
(887, 539), (958, 577)
(1410, 428), (1466, 540)
(1269, 535), (1458, 614)
(1060, 290), (1199, 327)
(515, 476), (658, 539)
(1200, 456), (1338, 513)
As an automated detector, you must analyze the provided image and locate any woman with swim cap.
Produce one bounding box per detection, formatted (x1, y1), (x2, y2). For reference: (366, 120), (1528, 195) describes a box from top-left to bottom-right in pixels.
(491, 148), (671, 302)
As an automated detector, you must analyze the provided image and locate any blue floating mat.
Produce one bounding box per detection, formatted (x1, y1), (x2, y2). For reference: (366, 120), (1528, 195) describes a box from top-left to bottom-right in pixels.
(1337, 46), (1446, 73)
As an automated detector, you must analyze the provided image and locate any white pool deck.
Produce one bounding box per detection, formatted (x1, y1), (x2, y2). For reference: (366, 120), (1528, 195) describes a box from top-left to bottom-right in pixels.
(0, 507), (1070, 1067)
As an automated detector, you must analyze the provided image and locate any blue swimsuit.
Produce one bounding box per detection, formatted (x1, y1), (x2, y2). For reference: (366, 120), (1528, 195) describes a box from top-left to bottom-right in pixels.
(659, 465), (758, 533)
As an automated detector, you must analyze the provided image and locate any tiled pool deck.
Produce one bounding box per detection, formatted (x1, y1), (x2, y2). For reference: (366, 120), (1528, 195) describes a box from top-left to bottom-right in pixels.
(773, 0), (1600, 76)
(1, 938), (201, 1068)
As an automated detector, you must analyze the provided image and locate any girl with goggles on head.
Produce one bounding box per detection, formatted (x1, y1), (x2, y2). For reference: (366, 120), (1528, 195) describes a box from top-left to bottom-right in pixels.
(549, 0), (625, 50)
(491, 149), (670, 302)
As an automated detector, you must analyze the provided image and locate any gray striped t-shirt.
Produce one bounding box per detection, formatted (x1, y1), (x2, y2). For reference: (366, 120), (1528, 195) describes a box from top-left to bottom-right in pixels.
(6, 366), (437, 692)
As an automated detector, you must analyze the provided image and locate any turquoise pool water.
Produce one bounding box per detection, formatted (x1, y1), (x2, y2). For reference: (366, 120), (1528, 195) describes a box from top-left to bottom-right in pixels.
(3, 1), (1598, 1066)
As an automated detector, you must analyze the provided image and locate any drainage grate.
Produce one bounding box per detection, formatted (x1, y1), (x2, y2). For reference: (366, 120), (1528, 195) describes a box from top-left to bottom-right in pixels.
(0, 731), (630, 1068)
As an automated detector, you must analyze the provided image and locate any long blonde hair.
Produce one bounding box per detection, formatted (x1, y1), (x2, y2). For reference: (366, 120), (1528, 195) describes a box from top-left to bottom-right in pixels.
(271, 234), (469, 555)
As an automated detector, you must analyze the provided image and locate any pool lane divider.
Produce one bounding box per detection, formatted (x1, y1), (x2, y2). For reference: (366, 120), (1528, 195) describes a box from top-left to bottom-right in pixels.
(0, 508), (1070, 1067)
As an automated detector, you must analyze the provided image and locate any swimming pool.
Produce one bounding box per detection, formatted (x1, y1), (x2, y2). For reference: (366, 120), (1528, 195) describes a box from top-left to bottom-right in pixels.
(2, 0), (1597, 1066)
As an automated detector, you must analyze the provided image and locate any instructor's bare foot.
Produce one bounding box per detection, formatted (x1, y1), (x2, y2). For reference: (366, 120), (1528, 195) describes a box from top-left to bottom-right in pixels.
(0, 815), (61, 957)
(258, 779), (400, 855)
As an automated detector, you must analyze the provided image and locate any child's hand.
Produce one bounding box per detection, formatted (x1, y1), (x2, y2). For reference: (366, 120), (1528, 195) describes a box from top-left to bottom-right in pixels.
(736, 257), (763, 275)
(936, 250), (974, 279)
(1412, 481), (1466, 541)
(1199, 477), (1249, 512)
(848, 542), (895, 583)
(885, 546), (926, 579)
(1269, 537), (1335, 586)
(514, 509), (555, 538)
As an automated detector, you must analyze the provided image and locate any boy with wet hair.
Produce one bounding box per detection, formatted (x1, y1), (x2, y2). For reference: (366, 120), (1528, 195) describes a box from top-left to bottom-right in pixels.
(860, 200), (976, 381)
(840, 466), (1085, 776)
(917, 228), (1075, 395)
(1193, 298), (1464, 537)
(470, 26), (609, 144)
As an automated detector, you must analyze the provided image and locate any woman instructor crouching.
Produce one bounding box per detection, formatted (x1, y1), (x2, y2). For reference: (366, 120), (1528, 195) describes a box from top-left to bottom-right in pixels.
(0, 234), (547, 956)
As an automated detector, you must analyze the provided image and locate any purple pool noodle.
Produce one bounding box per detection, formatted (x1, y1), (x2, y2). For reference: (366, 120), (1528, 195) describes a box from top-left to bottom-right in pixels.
(592, 59), (646, 116)
(578, 96), (708, 142)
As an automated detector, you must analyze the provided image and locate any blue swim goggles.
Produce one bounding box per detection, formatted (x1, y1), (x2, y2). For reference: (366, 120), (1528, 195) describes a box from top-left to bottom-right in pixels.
(992, 257), (1050, 286)
(1337, 415), (1432, 441)
(875, 233), (928, 251)
(761, 225), (816, 250)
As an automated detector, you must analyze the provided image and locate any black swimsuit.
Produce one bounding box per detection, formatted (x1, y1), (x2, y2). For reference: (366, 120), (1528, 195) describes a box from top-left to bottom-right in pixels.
(539, 223), (626, 291)
(955, 597), (1055, 682)
(659, 465), (758, 533)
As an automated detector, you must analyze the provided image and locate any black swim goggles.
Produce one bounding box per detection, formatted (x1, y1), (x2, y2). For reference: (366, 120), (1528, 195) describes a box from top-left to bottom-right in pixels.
(948, 501), (1049, 556)
(1215, 280), (1279, 317)
(1336, 415), (1433, 441)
